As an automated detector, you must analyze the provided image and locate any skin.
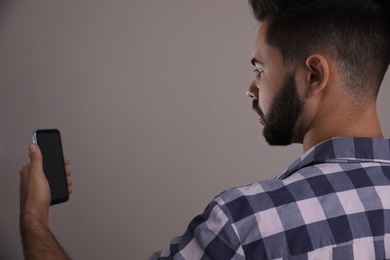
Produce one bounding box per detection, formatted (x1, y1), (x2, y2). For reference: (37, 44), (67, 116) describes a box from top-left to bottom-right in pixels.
(19, 144), (72, 260)
(252, 72), (304, 146)
(19, 20), (384, 259)
(247, 22), (383, 152)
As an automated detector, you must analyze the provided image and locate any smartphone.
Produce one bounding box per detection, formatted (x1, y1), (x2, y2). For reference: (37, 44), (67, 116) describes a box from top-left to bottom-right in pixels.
(33, 129), (69, 205)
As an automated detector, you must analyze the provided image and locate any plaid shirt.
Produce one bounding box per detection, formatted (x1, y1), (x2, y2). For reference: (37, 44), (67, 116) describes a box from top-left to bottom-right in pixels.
(150, 137), (390, 259)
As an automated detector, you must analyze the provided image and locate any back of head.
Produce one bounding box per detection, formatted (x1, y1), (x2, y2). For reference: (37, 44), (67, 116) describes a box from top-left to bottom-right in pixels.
(249, 0), (390, 100)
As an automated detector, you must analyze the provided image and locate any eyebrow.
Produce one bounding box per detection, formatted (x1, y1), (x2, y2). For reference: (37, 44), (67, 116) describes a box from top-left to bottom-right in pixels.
(251, 58), (264, 67)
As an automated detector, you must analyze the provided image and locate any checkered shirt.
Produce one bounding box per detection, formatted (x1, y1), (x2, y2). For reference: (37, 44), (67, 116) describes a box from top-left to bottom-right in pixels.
(149, 137), (390, 259)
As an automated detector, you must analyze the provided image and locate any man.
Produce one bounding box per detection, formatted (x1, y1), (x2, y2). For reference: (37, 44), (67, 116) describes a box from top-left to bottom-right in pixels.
(20, 0), (390, 259)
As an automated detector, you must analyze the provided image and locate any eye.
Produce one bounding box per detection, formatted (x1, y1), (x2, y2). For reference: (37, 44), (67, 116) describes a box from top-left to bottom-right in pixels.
(253, 68), (264, 77)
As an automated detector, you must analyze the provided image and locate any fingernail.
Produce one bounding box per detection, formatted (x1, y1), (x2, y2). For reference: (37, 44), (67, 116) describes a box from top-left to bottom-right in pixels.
(29, 144), (37, 153)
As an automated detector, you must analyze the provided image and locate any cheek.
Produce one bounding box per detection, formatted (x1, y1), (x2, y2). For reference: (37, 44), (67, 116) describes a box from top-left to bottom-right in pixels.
(258, 82), (279, 114)
(258, 95), (271, 115)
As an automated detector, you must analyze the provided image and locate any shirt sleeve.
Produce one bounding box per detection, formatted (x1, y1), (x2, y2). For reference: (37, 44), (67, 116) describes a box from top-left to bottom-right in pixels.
(148, 200), (245, 260)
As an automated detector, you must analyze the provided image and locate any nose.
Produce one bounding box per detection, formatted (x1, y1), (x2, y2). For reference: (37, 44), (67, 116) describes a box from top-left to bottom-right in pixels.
(246, 80), (259, 99)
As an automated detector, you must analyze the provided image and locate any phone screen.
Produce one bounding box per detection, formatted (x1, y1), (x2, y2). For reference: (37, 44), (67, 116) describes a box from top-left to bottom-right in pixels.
(33, 129), (69, 205)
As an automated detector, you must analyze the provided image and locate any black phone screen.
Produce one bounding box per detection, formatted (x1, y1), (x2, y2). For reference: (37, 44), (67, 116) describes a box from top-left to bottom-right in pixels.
(33, 129), (69, 205)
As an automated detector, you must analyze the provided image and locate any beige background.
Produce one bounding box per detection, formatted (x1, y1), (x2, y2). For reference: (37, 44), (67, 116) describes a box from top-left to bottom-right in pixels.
(0, 1), (389, 259)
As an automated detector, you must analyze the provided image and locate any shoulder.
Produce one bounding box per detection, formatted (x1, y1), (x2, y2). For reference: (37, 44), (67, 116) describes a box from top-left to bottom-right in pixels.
(212, 168), (322, 219)
(211, 178), (292, 221)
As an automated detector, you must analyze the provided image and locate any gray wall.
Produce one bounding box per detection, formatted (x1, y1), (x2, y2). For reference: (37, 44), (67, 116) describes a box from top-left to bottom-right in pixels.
(0, 1), (389, 259)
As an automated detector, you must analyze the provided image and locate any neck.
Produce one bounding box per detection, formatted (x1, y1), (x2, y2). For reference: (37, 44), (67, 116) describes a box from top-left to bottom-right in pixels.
(301, 103), (383, 153)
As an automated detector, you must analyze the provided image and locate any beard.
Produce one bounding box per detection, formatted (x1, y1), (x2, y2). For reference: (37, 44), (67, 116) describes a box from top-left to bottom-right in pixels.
(252, 72), (304, 146)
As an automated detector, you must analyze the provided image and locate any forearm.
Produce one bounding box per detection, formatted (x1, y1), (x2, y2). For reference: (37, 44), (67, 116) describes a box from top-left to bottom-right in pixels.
(20, 215), (71, 260)
(19, 144), (74, 260)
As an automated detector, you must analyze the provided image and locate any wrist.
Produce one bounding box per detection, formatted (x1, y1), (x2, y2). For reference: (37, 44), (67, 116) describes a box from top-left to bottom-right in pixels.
(20, 208), (49, 234)
(20, 196), (50, 223)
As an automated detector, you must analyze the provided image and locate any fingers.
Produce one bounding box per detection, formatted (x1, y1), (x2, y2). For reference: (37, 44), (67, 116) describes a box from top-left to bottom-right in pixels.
(20, 144), (51, 219)
(19, 143), (42, 180)
(23, 145), (74, 197)
(28, 144), (43, 171)
(67, 178), (73, 194)
(65, 158), (72, 193)
(19, 164), (31, 179)
(64, 157), (70, 165)
(66, 162), (73, 194)
(19, 164), (31, 207)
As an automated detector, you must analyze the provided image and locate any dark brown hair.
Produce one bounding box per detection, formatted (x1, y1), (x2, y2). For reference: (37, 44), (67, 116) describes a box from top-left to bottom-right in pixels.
(249, 0), (390, 97)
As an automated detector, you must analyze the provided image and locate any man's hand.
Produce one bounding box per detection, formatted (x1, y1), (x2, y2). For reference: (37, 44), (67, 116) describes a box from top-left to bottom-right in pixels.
(19, 143), (73, 223)
(19, 143), (73, 260)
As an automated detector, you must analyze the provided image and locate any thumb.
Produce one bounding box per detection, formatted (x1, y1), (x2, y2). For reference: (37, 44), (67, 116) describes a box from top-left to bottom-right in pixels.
(29, 143), (43, 170)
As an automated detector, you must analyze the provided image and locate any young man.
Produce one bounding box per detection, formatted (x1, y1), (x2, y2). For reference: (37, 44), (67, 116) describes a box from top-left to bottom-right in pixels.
(20, 0), (390, 259)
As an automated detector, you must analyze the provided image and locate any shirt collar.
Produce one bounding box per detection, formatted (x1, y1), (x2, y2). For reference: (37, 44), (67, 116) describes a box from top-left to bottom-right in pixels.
(276, 137), (390, 180)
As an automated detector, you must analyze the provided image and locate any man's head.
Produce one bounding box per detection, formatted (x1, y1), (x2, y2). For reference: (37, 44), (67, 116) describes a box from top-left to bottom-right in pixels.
(247, 0), (390, 147)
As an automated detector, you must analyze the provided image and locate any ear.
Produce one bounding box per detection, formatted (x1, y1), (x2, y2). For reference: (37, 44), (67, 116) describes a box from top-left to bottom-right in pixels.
(304, 54), (329, 97)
